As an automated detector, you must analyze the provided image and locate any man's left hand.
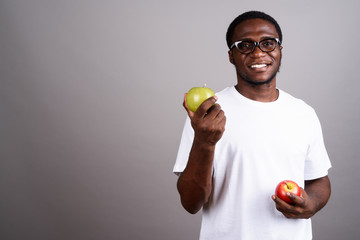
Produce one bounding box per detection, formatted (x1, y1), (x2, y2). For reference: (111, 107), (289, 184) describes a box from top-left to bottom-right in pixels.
(272, 188), (316, 219)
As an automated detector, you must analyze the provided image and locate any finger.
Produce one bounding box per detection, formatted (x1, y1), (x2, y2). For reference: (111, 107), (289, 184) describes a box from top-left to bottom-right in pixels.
(195, 96), (218, 118)
(205, 103), (222, 119)
(219, 114), (226, 129)
(215, 108), (226, 122)
(272, 195), (294, 211)
(272, 195), (298, 218)
(183, 93), (195, 118)
(286, 192), (305, 206)
(272, 194), (285, 206)
(272, 195), (286, 213)
(214, 108), (226, 127)
(272, 194), (285, 208)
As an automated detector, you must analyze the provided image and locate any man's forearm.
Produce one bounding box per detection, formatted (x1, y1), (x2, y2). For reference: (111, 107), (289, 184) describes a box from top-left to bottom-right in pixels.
(177, 140), (215, 214)
(305, 176), (331, 214)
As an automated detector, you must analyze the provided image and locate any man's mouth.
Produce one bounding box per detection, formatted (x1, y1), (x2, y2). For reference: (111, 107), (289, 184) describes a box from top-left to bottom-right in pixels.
(249, 63), (268, 69)
(248, 63), (272, 72)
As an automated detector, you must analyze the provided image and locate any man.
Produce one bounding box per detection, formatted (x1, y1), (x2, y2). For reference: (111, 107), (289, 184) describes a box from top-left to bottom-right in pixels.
(173, 11), (331, 239)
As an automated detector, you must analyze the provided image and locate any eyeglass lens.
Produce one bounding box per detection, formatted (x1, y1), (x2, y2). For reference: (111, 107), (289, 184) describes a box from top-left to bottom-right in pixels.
(236, 39), (278, 54)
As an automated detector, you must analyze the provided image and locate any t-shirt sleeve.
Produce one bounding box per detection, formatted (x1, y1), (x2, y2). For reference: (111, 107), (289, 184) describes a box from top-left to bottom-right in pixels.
(304, 110), (332, 180)
(173, 117), (194, 175)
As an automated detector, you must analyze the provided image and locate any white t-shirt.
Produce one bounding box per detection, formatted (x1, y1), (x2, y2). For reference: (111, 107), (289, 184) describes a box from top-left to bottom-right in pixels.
(173, 86), (331, 240)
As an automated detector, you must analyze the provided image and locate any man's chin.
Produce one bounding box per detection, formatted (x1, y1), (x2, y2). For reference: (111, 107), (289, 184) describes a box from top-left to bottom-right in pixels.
(237, 61), (281, 86)
(244, 77), (273, 85)
(241, 74), (276, 86)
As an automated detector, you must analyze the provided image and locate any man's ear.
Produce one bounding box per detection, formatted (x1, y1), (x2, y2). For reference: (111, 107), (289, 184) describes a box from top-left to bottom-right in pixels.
(228, 50), (234, 64)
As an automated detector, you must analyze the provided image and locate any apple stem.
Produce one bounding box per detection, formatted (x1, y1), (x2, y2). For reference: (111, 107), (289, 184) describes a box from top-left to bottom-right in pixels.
(203, 83), (207, 88)
(284, 181), (290, 190)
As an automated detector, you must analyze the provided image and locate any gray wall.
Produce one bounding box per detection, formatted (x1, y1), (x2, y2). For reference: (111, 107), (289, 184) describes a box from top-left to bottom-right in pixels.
(1, 0), (359, 239)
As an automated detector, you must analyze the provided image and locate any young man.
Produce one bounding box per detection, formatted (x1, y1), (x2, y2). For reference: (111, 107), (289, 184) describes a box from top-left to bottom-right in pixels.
(173, 11), (331, 239)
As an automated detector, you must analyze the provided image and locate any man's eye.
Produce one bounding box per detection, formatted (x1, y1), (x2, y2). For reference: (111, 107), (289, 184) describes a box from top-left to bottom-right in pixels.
(239, 42), (252, 49)
(261, 40), (275, 47)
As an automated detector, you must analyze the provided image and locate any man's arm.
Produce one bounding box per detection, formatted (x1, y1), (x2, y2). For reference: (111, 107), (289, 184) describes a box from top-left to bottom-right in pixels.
(177, 140), (216, 214)
(272, 175), (331, 219)
(304, 176), (331, 212)
(177, 94), (226, 214)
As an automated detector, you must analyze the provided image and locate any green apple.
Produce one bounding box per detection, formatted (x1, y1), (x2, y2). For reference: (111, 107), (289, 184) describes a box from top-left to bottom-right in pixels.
(186, 85), (215, 112)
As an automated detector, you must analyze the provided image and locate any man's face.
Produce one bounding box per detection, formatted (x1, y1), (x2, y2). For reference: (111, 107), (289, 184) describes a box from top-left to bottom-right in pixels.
(228, 18), (282, 85)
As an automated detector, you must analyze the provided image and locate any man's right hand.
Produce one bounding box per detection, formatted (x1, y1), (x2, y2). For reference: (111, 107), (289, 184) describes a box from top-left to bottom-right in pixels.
(177, 94), (226, 214)
(183, 93), (226, 146)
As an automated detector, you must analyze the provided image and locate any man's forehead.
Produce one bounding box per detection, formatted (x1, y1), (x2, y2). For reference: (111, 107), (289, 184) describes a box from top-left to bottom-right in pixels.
(233, 18), (278, 40)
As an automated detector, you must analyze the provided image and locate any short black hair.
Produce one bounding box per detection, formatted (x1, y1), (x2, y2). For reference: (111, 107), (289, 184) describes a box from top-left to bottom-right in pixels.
(226, 11), (283, 49)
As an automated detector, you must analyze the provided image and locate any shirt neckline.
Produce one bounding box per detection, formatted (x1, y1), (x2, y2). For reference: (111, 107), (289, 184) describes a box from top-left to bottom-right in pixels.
(230, 86), (283, 106)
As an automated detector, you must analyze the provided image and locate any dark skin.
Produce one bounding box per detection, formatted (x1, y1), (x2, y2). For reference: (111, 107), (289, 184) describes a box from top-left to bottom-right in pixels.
(273, 176), (331, 219)
(177, 95), (225, 214)
(177, 18), (331, 217)
(228, 18), (283, 102)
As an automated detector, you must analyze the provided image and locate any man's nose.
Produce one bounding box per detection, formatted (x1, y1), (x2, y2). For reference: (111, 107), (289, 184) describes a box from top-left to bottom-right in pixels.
(249, 44), (266, 57)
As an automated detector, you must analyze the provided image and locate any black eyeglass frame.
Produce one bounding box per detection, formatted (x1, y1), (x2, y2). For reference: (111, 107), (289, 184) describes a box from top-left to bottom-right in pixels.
(230, 38), (281, 54)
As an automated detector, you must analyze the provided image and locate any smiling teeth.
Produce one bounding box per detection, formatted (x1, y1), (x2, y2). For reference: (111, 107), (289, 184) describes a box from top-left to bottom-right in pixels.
(250, 64), (267, 68)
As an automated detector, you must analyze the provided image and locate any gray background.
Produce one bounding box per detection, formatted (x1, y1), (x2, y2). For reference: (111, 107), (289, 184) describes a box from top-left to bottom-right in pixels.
(1, 0), (359, 239)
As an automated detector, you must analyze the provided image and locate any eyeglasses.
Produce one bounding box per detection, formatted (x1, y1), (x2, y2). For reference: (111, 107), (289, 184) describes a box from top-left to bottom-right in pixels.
(230, 38), (281, 54)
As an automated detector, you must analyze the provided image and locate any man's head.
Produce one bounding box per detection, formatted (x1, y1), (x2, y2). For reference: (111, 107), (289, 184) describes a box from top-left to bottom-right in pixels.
(226, 11), (283, 86)
(226, 11), (282, 50)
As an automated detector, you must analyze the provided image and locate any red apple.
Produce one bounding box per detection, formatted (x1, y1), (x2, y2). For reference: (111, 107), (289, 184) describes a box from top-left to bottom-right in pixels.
(186, 85), (215, 112)
(275, 180), (301, 204)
